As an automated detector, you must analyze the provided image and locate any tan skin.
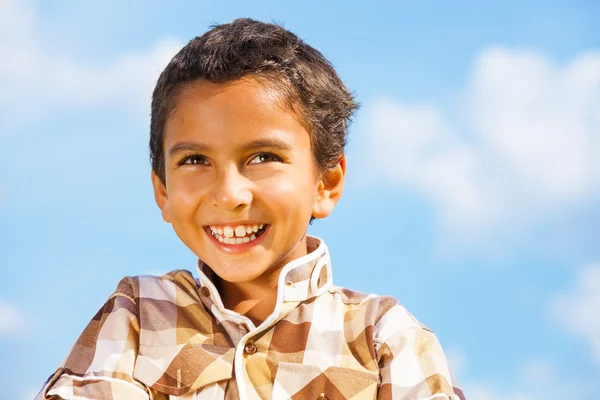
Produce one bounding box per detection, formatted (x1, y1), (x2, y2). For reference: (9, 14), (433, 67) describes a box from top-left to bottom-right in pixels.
(151, 78), (345, 325)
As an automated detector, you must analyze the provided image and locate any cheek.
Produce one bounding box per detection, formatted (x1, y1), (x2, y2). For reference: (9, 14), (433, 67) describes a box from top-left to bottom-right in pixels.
(257, 172), (318, 211)
(166, 175), (209, 218)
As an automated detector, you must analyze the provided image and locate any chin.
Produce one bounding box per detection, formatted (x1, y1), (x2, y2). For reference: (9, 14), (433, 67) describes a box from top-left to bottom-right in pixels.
(211, 262), (269, 283)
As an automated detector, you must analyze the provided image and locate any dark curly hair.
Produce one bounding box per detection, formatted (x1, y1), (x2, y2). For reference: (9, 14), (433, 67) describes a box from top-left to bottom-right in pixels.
(150, 18), (359, 184)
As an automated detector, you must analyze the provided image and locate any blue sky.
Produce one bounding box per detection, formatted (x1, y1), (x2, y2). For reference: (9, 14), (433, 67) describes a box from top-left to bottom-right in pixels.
(1, 1), (599, 399)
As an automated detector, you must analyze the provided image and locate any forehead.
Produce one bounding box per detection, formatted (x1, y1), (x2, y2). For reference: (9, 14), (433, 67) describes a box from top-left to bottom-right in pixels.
(164, 78), (309, 150)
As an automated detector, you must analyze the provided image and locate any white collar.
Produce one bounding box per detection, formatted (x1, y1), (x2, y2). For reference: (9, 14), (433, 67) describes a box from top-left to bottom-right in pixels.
(196, 235), (332, 306)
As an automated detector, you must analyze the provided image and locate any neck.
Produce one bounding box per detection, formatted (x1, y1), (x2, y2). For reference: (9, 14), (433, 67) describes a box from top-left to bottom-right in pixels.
(216, 270), (280, 326)
(210, 234), (312, 326)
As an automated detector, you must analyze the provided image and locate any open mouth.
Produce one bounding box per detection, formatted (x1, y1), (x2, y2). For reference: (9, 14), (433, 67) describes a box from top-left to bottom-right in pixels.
(206, 224), (269, 245)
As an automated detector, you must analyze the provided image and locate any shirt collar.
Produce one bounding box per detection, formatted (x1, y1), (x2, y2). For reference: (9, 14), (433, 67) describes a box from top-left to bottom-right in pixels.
(196, 235), (332, 306)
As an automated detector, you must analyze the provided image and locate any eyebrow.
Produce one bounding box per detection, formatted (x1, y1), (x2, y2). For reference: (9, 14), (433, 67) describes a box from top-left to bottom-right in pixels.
(168, 142), (209, 157)
(242, 138), (293, 152)
(168, 138), (293, 157)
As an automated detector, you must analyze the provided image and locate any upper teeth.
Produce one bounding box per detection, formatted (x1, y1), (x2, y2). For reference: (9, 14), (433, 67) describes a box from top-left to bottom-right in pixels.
(210, 224), (264, 238)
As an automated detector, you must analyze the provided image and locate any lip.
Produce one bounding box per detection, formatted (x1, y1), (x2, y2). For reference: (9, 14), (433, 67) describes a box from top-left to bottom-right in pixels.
(203, 224), (270, 254)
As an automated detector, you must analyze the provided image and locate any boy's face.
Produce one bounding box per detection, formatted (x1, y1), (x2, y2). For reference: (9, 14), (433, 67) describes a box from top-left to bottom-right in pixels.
(152, 78), (345, 285)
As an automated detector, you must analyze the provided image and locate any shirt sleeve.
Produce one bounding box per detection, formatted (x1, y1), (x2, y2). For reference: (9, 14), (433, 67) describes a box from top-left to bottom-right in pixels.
(35, 277), (151, 400)
(374, 305), (466, 400)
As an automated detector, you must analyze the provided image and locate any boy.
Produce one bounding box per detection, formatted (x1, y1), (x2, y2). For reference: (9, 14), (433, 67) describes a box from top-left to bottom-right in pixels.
(37, 19), (465, 400)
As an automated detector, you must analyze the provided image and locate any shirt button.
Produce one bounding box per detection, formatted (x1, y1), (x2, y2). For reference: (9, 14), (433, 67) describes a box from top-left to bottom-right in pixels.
(244, 341), (257, 355)
(316, 394), (328, 400)
(200, 287), (210, 297)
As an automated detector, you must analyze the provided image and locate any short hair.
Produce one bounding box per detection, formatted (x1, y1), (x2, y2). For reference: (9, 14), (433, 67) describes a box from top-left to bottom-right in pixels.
(150, 18), (359, 184)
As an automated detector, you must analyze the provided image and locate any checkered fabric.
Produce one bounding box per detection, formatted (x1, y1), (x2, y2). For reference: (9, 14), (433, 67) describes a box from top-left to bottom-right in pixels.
(36, 236), (465, 399)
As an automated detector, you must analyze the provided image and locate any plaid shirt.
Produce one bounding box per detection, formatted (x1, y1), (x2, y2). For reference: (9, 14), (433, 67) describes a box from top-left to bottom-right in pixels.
(37, 236), (465, 400)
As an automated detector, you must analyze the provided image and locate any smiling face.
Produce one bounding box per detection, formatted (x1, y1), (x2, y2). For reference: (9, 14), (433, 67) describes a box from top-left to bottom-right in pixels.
(151, 78), (345, 285)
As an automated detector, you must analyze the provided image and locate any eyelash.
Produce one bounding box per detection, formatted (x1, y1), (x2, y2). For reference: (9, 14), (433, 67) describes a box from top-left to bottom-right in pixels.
(178, 152), (283, 166)
(248, 152), (282, 164)
(178, 154), (209, 166)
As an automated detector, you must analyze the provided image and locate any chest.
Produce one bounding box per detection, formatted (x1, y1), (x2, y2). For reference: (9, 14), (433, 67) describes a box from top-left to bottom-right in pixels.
(134, 299), (380, 399)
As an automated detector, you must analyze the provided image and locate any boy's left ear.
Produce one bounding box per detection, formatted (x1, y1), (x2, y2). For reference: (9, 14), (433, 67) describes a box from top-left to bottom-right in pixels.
(312, 155), (346, 219)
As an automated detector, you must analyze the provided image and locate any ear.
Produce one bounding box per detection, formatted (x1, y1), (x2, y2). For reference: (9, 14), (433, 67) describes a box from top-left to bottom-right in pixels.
(151, 170), (172, 223)
(312, 155), (346, 219)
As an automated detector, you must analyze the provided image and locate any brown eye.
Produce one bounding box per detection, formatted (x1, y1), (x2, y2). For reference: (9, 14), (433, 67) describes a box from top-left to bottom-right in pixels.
(248, 153), (281, 164)
(180, 155), (209, 166)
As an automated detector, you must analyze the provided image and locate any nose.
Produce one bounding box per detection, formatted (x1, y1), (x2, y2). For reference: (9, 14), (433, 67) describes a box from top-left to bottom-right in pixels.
(211, 165), (253, 212)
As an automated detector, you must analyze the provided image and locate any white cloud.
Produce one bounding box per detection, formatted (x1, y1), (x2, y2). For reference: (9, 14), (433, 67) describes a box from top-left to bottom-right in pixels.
(0, 300), (27, 336)
(22, 387), (41, 400)
(364, 47), (600, 238)
(461, 364), (593, 400)
(446, 347), (466, 381)
(453, 350), (594, 400)
(516, 358), (595, 399)
(463, 384), (533, 400)
(0, 0), (182, 129)
(520, 359), (555, 384)
(550, 262), (600, 365)
(366, 101), (499, 232)
(444, 349), (534, 400)
(0, 0), (183, 208)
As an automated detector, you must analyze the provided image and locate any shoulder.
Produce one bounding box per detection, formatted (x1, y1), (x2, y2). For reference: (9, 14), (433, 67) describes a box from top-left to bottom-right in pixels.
(328, 285), (429, 336)
(111, 269), (200, 304)
(108, 270), (207, 347)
